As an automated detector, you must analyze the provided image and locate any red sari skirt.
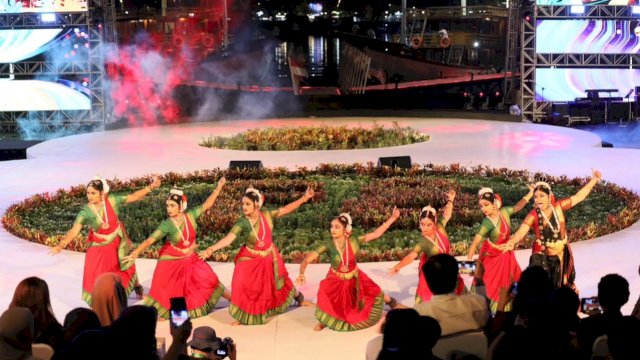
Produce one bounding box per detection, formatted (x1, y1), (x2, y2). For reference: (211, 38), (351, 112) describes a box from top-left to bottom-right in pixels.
(144, 244), (225, 319)
(415, 253), (466, 304)
(479, 241), (522, 309)
(315, 267), (384, 331)
(228, 245), (296, 325)
(82, 226), (138, 305)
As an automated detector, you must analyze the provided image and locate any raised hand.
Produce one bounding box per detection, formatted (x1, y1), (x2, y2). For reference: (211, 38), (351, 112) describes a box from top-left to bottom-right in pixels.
(446, 189), (456, 202)
(218, 176), (227, 188)
(150, 176), (161, 190)
(391, 206), (400, 220)
(592, 168), (602, 180)
(304, 186), (315, 201)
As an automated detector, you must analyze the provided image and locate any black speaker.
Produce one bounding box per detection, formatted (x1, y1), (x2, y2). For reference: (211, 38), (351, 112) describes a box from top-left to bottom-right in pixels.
(229, 160), (263, 170)
(377, 156), (412, 169)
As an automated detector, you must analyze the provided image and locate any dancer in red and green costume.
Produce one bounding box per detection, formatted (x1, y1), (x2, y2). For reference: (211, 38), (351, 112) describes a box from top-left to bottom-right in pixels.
(504, 169), (602, 291)
(389, 190), (466, 304)
(296, 208), (401, 332)
(200, 186), (314, 325)
(466, 186), (533, 313)
(125, 178), (230, 319)
(50, 176), (160, 305)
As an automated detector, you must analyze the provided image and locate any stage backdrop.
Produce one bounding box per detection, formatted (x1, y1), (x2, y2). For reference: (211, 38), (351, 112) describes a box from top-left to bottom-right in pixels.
(535, 68), (640, 102)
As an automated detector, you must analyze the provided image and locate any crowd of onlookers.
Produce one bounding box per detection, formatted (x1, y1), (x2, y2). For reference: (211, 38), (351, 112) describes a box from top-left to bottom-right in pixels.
(367, 254), (640, 360)
(1, 257), (638, 360)
(0, 274), (236, 360)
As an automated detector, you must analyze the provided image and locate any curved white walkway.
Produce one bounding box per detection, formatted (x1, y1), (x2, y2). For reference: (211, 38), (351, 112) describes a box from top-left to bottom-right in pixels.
(0, 118), (637, 360)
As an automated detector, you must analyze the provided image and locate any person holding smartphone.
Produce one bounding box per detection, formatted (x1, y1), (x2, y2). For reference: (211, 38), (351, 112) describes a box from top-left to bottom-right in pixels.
(187, 326), (237, 360)
(296, 208), (401, 331)
(466, 186), (532, 313)
(199, 185), (314, 325)
(124, 178), (230, 319)
(388, 190), (466, 304)
(504, 169), (602, 290)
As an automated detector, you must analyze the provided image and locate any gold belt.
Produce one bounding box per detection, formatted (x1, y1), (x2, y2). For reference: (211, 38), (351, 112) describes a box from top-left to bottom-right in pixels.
(331, 268), (358, 280)
(91, 226), (121, 245)
(246, 244), (273, 257)
(170, 242), (196, 255)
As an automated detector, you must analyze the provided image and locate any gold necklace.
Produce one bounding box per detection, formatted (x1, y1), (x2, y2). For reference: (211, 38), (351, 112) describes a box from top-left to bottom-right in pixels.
(333, 237), (349, 272)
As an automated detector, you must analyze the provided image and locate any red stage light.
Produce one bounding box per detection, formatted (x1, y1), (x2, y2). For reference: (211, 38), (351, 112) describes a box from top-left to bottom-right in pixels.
(495, 91), (501, 97)
(479, 92), (484, 97)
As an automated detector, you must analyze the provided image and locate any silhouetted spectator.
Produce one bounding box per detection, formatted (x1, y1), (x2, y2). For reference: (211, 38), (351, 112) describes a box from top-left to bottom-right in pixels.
(631, 265), (640, 320)
(376, 309), (442, 360)
(414, 254), (489, 335)
(607, 316), (640, 360)
(91, 273), (127, 327)
(61, 308), (101, 346)
(0, 307), (35, 360)
(9, 277), (63, 351)
(577, 273), (629, 359)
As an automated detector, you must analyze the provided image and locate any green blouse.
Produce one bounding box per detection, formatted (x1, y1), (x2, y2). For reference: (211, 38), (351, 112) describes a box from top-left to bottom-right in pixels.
(149, 205), (204, 246)
(475, 206), (514, 243)
(229, 209), (280, 247)
(74, 194), (128, 232)
(315, 235), (365, 270)
(411, 219), (448, 256)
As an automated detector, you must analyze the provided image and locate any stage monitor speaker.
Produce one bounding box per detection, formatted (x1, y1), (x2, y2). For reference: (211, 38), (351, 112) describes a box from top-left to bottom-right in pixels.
(229, 160), (263, 170)
(0, 140), (40, 161)
(377, 156), (412, 169)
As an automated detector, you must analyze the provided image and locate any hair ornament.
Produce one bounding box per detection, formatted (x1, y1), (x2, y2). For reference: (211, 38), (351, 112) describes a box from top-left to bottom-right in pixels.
(245, 187), (264, 208)
(90, 176), (110, 194)
(168, 187), (188, 212)
(338, 213), (353, 233)
(421, 206), (437, 217)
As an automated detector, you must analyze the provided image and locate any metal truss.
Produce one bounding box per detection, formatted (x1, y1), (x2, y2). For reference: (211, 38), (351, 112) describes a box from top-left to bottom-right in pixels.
(501, 0), (521, 108)
(535, 54), (640, 67)
(537, 5), (640, 18)
(0, 0), (116, 135)
(520, 11), (538, 122)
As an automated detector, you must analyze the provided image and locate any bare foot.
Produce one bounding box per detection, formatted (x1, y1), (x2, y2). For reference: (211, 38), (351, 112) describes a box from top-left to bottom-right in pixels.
(314, 323), (326, 331)
(230, 320), (242, 326)
(158, 317), (167, 322)
(301, 300), (315, 307)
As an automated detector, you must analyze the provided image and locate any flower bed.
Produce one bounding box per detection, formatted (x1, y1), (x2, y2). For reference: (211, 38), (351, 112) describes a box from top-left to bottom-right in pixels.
(199, 122), (429, 151)
(3, 164), (639, 263)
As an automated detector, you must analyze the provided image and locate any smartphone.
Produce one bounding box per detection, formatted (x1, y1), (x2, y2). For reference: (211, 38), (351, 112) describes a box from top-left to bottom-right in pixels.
(457, 260), (477, 275)
(580, 296), (601, 314)
(169, 297), (188, 328)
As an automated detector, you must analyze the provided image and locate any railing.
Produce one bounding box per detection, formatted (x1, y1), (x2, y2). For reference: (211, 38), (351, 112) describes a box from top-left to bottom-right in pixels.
(406, 6), (509, 19)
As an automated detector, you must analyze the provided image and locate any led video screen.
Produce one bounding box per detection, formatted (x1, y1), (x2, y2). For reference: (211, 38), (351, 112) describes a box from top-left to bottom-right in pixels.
(0, 27), (91, 111)
(537, 20), (640, 54)
(0, 0), (87, 14)
(536, 0), (632, 5)
(535, 68), (640, 102)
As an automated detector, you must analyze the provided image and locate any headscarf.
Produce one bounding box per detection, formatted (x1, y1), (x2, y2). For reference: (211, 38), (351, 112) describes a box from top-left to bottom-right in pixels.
(91, 273), (127, 327)
(0, 307), (34, 360)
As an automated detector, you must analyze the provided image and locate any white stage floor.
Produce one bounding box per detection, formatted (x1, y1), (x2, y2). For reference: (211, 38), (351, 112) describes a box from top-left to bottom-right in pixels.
(0, 118), (638, 360)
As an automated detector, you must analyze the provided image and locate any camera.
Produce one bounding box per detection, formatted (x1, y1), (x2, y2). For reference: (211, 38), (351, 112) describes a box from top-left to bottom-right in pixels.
(580, 296), (601, 314)
(457, 260), (476, 275)
(215, 337), (234, 358)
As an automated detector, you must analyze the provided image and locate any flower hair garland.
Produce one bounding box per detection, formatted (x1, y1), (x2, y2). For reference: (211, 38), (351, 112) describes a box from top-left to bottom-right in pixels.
(245, 187), (264, 208)
(90, 176), (110, 194)
(338, 213), (353, 233)
(168, 188), (188, 212)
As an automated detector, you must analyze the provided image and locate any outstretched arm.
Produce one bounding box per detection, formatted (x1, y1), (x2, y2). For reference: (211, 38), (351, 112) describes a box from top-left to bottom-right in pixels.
(467, 234), (484, 260)
(503, 222), (531, 251)
(441, 190), (456, 227)
(199, 232), (238, 259)
(49, 223), (83, 254)
(363, 207), (401, 243)
(295, 251), (319, 286)
(277, 187), (314, 218)
(201, 177), (227, 212)
(512, 184), (534, 214)
(123, 236), (158, 263)
(568, 169), (602, 208)
(125, 177), (161, 204)
(388, 251), (419, 276)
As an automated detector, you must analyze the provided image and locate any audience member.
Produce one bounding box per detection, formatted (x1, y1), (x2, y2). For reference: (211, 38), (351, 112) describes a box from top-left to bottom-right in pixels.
(376, 309), (441, 360)
(0, 307), (36, 360)
(577, 273), (629, 359)
(91, 273), (127, 327)
(631, 265), (639, 320)
(607, 316), (640, 360)
(187, 326), (236, 360)
(414, 254), (489, 336)
(9, 277), (63, 351)
(61, 308), (101, 347)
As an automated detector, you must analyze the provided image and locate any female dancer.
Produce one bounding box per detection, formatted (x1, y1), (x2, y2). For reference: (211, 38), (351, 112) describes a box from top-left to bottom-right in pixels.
(388, 190), (465, 303)
(124, 178), (230, 319)
(296, 208), (401, 332)
(466, 186), (533, 312)
(199, 186), (314, 325)
(50, 176), (160, 304)
(504, 169), (602, 290)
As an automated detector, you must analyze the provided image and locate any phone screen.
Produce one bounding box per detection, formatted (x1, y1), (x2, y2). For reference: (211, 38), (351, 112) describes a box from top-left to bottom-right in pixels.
(581, 297), (600, 313)
(458, 260), (476, 274)
(169, 297), (188, 327)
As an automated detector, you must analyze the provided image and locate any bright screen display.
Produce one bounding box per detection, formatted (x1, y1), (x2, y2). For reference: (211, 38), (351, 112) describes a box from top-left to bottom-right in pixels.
(0, 0), (87, 14)
(536, 0), (633, 5)
(536, 20), (640, 54)
(535, 68), (640, 102)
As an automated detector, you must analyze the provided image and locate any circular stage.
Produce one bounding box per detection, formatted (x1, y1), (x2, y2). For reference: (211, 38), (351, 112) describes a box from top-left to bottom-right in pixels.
(0, 118), (637, 360)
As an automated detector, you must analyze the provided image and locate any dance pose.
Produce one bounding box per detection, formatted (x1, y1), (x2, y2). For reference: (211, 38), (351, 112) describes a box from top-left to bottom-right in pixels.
(466, 186), (533, 312)
(504, 169), (602, 289)
(199, 186), (314, 325)
(296, 208), (401, 332)
(50, 176), (160, 305)
(389, 190), (465, 303)
(124, 178), (230, 319)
